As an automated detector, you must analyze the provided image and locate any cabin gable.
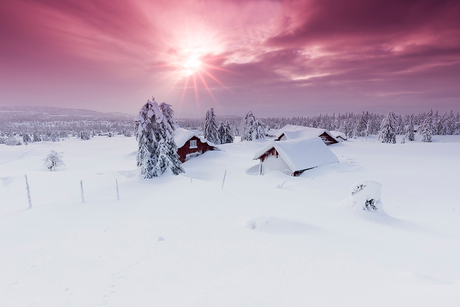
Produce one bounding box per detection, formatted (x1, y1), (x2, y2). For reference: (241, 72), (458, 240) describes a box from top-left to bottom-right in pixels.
(176, 135), (215, 162)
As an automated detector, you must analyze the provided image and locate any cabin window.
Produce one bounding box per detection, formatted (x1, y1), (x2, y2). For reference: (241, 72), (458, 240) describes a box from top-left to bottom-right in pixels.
(190, 140), (197, 148)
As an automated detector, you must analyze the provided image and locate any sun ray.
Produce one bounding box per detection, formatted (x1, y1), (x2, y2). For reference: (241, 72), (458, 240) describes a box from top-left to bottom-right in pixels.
(197, 72), (216, 103)
(192, 74), (199, 107)
(180, 76), (190, 108)
(203, 63), (239, 74)
(201, 70), (234, 93)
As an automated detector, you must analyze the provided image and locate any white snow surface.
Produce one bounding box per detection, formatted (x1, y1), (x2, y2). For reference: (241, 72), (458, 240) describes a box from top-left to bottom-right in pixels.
(1, 135), (460, 306)
(254, 137), (339, 172)
(274, 124), (338, 142)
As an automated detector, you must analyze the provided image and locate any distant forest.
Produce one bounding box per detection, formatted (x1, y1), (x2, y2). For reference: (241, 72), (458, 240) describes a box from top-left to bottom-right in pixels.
(1, 109), (459, 146)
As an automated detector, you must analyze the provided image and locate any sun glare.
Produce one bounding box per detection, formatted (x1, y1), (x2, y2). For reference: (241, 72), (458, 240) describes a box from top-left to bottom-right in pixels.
(183, 55), (202, 75)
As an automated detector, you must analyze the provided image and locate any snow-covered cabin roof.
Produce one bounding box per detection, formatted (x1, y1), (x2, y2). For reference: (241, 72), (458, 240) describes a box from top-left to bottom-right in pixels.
(330, 131), (347, 141)
(174, 128), (216, 148)
(274, 125), (338, 143)
(253, 137), (339, 172)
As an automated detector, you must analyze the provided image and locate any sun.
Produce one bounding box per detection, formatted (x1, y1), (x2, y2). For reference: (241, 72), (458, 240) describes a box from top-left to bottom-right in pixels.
(182, 55), (202, 76)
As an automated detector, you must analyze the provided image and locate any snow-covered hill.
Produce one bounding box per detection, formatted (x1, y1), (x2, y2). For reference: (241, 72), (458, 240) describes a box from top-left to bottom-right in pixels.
(0, 105), (133, 121)
(1, 135), (459, 306)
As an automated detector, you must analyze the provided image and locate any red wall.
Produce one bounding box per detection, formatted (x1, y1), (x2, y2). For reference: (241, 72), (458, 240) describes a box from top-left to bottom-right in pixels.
(177, 136), (215, 163)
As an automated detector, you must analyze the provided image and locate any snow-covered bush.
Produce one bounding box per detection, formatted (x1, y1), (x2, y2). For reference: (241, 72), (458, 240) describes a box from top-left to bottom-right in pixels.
(4, 137), (22, 146)
(345, 180), (383, 212)
(44, 150), (65, 171)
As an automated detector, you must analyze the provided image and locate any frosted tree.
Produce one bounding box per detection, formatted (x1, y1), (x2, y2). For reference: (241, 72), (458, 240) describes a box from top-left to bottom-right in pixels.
(253, 119), (266, 140)
(241, 111), (256, 141)
(44, 150), (65, 171)
(404, 114), (415, 141)
(135, 99), (162, 178)
(419, 110), (433, 142)
(223, 121), (234, 144)
(80, 131), (90, 140)
(203, 108), (219, 143)
(156, 102), (184, 175)
(378, 111), (397, 143)
(135, 98), (184, 179)
(23, 133), (30, 145)
(354, 112), (368, 137)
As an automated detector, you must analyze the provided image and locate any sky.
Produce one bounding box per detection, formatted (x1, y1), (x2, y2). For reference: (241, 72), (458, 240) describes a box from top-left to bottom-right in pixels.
(1, 0), (460, 118)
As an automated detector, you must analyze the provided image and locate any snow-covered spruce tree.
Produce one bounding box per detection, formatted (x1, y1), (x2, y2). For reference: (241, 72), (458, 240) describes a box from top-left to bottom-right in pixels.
(23, 133), (30, 145)
(378, 111), (397, 143)
(354, 112), (368, 137)
(253, 119), (266, 140)
(223, 121), (234, 143)
(44, 150), (65, 171)
(135, 98), (184, 179)
(80, 131), (90, 140)
(203, 108), (219, 144)
(217, 122), (226, 144)
(156, 102), (184, 175)
(405, 114), (415, 141)
(135, 99), (162, 178)
(419, 110), (433, 142)
(241, 111), (256, 141)
(217, 121), (234, 144)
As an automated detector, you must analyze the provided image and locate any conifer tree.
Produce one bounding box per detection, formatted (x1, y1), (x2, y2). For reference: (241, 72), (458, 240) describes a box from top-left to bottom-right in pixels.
(157, 102), (184, 175)
(420, 110), (434, 142)
(378, 111), (397, 143)
(242, 111), (256, 141)
(203, 108), (219, 143)
(223, 121), (234, 143)
(405, 114), (415, 141)
(135, 99), (161, 178)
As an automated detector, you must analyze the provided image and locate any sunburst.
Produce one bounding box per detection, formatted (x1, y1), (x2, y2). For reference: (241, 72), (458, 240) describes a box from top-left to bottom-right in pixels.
(155, 46), (236, 108)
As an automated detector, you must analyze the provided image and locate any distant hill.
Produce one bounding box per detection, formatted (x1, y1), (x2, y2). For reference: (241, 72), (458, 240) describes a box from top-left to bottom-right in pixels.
(0, 105), (133, 122)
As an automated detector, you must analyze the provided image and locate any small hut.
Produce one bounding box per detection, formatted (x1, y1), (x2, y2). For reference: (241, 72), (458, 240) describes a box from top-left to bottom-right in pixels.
(330, 131), (347, 142)
(174, 128), (217, 163)
(253, 137), (339, 176)
(274, 125), (339, 145)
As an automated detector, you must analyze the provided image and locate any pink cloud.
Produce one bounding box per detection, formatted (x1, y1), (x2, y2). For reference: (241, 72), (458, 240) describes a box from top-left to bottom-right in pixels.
(1, 0), (459, 116)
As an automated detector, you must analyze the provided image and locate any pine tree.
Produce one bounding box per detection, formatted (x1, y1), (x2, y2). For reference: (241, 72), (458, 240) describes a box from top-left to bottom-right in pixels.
(203, 108), (219, 144)
(135, 99), (162, 178)
(378, 111), (397, 143)
(420, 110), (433, 142)
(242, 111), (256, 141)
(405, 114), (415, 141)
(157, 102), (184, 175)
(135, 98), (184, 178)
(253, 119), (266, 140)
(354, 112), (368, 137)
(223, 121), (234, 144)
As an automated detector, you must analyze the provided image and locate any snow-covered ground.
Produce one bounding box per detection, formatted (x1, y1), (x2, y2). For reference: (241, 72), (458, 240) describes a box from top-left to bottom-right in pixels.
(1, 135), (460, 306)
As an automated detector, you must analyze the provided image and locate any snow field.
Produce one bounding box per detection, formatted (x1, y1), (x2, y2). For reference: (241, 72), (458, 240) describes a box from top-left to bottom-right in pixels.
(1, 135), (460, 306)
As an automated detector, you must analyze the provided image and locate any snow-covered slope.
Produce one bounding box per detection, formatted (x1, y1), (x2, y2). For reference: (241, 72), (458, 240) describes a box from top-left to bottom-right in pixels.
(1, 135), (460, 306)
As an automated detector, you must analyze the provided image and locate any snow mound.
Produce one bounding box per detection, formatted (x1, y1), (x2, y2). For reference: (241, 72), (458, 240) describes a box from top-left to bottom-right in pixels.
(345, 180), (384, 213)
(246, 216), (313, 235)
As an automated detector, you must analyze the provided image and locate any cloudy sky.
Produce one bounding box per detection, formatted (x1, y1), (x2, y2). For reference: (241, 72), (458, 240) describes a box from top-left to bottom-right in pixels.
(1, 0), (459, 117)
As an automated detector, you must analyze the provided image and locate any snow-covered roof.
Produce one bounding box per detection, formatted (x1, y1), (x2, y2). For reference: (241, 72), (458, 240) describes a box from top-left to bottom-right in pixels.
(274, 124), (338, 142)
(174, 128), (217, 148)
(253, 137), (339, 172)
(330, 131), (347, 140)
